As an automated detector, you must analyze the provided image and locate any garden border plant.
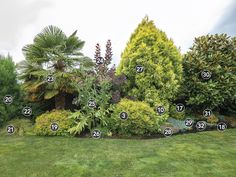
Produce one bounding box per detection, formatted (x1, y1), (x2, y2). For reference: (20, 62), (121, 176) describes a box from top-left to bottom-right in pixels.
(1, 17), (235, 138)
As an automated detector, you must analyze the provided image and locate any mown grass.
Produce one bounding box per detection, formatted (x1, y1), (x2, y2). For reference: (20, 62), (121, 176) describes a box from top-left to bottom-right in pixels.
(0, 129), (235, 177)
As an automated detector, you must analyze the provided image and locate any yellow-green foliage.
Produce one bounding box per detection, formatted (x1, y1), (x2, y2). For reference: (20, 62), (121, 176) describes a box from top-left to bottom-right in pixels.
(117, 16), (183, 107)
(169, 104), (185, 120)
(109, 99), (167, 136)
(34, 110), (73, 136)
(0, 119), (34, 136)
(207, 114), (218, 124)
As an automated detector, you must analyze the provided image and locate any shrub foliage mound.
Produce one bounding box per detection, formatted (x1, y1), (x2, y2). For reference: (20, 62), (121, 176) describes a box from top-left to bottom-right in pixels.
(109, 99), (166, 136)
(117, 16), (183, 108)
(183, 34), (236, 110)
(0, 119), (34, 136)
(34, 110), (73, 136)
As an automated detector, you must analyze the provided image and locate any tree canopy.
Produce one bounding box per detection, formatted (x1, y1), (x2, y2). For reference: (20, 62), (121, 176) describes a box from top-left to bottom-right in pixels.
(18, 26), (93, 109)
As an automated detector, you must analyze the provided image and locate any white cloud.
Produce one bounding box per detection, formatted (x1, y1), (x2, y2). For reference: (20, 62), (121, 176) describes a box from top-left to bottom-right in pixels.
(0, 0), (233, 64)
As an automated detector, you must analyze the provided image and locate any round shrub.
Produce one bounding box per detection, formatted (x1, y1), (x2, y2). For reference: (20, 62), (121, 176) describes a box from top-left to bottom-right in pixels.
(183, 34), (236, 110)
(34, 110), (73, 136)
(109, 99), (167, 136)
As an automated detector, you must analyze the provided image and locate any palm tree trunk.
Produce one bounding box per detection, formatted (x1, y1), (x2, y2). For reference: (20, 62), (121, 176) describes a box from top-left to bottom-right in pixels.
(55, 93), (66, 109)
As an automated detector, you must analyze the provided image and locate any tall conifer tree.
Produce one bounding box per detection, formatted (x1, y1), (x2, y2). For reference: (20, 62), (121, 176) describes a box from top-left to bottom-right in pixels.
(117, 16), (183, 109)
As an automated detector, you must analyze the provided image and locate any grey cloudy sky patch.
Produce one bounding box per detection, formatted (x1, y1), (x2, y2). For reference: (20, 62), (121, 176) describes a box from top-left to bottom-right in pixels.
(0, 0), (51, 49)
(212, 1), (236, 36)
(0, 0), (234, 64)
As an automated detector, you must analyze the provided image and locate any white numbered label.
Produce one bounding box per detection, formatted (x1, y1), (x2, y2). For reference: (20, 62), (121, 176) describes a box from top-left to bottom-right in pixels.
(217, 122), (227, 132)
(6, 125), (15, 134)
(185, 118), (194, 127)
(196, 121), (207, 131)
(3, 95), (13, 104)
(163, 127), (173, 137)
(203, 109), (212, 118)
(157, 106), (165, 115)
(46, 75), (54, 83)
(88, 100), (96, 108)
(176, 103), (185, 113)
(22, 107), (32, 116)
(136, 65), (144, 73)
(120, 112), (128, 120)
(201, 70), (211, 80)
(96, 57), (104, 65)
(92, 129), (101, 139)
(51, 123), (59, 131)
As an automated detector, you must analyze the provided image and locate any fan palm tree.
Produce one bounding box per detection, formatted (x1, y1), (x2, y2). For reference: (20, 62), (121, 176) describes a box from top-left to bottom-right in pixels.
(18, 25), (94, 109)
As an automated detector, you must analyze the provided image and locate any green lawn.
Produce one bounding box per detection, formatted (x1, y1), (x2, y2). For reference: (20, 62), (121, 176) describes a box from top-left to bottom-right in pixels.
(0, 130), (235, 177)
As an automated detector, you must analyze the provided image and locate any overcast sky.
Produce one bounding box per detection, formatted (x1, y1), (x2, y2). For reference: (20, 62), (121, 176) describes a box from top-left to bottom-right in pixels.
(0, 0), (235, 65)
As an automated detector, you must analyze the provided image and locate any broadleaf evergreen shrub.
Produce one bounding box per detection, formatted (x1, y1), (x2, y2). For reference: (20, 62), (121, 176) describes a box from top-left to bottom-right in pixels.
(182, 34), (236, 111)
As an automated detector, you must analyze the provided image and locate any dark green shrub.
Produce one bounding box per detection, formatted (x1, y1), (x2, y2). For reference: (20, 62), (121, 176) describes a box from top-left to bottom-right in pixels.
(0, 55), (22, 123)
(117, 16), (183, 107)
(0, 118), (34, 136)
(183, 34), (236, 111)
(108, 99), (166, 136)
(34, 110), (73, 136)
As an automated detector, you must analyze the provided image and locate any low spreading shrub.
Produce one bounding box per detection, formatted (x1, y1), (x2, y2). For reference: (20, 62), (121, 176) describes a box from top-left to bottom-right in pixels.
(34, 110), (73, 136)
(166, 118), (189, 132)
(160, 123), (180, 135)
(206, 114), (219, 124)
(108, 99), (167, 136)
(0, 118), (34, 136)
